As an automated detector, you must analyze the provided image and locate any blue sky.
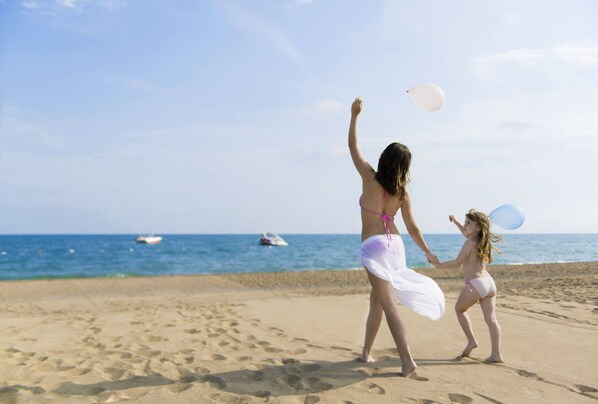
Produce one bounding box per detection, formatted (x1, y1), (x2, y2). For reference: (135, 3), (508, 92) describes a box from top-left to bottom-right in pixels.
(1, 0), (597, 234)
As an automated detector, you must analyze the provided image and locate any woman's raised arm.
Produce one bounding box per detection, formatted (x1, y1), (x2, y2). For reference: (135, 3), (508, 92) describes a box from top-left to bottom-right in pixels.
(348, 97), (374, 179)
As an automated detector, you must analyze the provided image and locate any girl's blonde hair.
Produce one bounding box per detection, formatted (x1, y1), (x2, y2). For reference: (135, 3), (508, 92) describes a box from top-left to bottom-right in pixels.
(466, 209), (503, 264)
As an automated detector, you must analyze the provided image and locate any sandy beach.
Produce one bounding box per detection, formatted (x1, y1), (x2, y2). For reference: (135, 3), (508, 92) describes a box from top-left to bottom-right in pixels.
(1, 262), (597, 403)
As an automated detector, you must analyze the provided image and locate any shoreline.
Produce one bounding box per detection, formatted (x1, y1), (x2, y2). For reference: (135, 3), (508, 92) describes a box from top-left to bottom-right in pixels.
(1, 261), (597, 402)
(1, 259), (596, 281)
(2, 262), (596, 303)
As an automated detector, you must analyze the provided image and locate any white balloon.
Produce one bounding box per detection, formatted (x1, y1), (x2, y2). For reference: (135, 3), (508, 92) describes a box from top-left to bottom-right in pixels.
(407, 84), (445, 112)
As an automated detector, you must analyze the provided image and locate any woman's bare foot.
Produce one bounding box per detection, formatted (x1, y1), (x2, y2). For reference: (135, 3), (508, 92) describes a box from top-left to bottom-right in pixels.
(400, 360), (417, 378)
(460, 340), (478, 357)
(485, 355), (504, 363)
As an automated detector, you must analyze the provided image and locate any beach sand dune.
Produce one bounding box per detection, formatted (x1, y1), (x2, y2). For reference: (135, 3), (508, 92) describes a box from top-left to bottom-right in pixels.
(1, 262), (597, 403)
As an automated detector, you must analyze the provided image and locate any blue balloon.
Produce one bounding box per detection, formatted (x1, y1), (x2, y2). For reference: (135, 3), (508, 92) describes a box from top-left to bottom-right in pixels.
(488, 204), (525, 230)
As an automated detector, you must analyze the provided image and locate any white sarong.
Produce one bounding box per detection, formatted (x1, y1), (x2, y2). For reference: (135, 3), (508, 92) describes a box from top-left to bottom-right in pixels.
(360, 234), (445, 321)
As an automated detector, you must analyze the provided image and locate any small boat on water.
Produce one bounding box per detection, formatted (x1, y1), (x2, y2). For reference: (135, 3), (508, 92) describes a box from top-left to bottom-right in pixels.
(135, 235), (162, 245)
(259, 232), (288, 246)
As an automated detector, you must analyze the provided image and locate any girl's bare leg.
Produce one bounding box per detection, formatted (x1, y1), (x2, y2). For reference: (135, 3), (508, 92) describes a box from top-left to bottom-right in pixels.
(455, 286), (481, 357)
(361, 288), (383, 362)
(480, 295), (503, 363)
(366, 271), (417, 377)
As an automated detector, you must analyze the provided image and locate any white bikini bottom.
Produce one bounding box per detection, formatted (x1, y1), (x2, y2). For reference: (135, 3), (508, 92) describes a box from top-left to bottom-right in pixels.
(465, 275), (497, 299)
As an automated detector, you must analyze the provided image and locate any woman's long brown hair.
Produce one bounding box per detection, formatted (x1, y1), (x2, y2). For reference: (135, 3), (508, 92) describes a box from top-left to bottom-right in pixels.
(374, 142), (411, 200)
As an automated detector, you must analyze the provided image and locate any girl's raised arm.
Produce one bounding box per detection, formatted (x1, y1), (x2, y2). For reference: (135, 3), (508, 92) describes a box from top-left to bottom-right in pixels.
(450, 215), (466, 237)
(348, 97), (374, 179)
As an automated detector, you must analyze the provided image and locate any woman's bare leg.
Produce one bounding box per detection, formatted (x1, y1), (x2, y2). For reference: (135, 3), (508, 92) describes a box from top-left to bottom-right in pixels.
(455, 286), (481, 357)
(480, 295), (503, 363)
(361, 288), (383, 362)
(366, 271), (416, 377)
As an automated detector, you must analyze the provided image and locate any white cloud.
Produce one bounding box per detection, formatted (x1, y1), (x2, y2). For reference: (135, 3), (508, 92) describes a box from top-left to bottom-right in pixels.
(223, 4), (305, 72)
(105, 74), (162, 92)
(22, 1), (40, 9)
(551, 43), (598, 66)
(61, 0), (77, 8)
(505, 12), (521, 27)
(1, 114), (66, 150)
(295, 99), (345, 117)
(20, 0), (128, 12)
(473, 43), (598, 78)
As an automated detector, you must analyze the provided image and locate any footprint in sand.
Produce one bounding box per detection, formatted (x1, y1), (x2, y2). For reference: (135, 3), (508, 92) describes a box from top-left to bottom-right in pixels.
(576, 384), (598, 393)
(249, 370), (266, 381)
(143, 335), (169, 342)
(364, 382), (385, 395)
(304, 395), (320, 404)
(301, 364), (322, 372)
(448, 393), (473, 403)
(355, 367), (375, 377)
(67, 367), (92, 376)
(403, 398), (440, 404)
(194, 366), (211, 375)
(251, 390), (271, 398)
(164, 383), (192, 394)
(516, 369), (541, 381)
(203, 375), (227, 389)
(102, 367), (127, 381)
(474, 392), (504, 404)
(286, 374), (332, 392)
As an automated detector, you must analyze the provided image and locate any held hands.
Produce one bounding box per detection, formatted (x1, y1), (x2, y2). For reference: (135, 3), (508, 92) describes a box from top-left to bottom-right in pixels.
(426, 251), (440, 267)
(351, 97), (362, 117)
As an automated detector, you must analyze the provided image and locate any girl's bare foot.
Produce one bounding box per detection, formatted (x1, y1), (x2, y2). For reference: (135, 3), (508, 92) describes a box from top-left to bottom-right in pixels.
(485, 355), (504, 363)
(360, 351), (374, 363)
(460, 340), (478, 357)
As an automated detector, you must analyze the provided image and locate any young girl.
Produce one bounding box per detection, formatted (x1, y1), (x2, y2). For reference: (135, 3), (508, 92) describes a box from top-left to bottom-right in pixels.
(433, 210), (504, 363)
(349, 97), (445, 377)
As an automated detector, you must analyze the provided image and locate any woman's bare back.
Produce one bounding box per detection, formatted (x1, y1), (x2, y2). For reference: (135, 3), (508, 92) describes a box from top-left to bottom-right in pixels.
(359, 174), (402, 241)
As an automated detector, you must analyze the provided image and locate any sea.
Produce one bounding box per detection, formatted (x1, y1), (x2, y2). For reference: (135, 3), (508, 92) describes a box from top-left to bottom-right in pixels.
(0, 234), (596, 281)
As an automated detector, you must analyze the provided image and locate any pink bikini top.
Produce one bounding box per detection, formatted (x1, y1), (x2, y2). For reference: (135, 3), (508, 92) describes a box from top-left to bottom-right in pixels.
(359, 190), (394, 240)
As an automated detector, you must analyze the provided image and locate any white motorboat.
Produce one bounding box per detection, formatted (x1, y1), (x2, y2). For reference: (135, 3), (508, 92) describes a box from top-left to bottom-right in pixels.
(135, 235), (162, 245)
(259, 232), (288, 246)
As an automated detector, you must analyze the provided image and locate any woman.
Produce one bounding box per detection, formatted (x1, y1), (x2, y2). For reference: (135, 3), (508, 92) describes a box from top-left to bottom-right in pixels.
(348, 97), (445, 377)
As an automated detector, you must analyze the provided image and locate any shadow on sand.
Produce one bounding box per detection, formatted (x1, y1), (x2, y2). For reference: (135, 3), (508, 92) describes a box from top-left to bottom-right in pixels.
(2, 357), (478, 399)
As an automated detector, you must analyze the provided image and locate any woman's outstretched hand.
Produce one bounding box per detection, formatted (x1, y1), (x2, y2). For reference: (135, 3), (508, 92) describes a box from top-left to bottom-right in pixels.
(351, 97), (362, 117)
